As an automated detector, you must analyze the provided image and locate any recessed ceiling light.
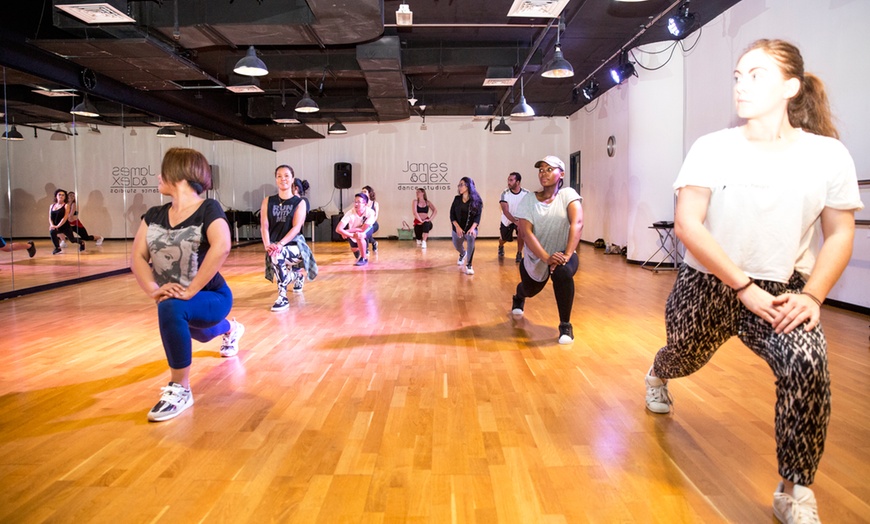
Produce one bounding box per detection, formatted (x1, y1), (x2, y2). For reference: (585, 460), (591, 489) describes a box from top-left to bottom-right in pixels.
(507, 0), (571, 18)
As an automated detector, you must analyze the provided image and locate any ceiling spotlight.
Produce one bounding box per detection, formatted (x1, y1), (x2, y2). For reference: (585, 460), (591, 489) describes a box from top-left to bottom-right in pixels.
(396, 2), (413, 26)
(233, 46), (269, 77)
(610, 53), (637, 85)
(581, 79), (600, 101)
(156, 126), (177, 138)
(295, 79), (320, 113)
(328, 121), (348, 135)
(1, 125), (24, 141)
(70, 95), (100, 117)
(541, 20), (574, 79)
(493, 117), (512, 135)
(510, 77), (535, 118)
(668, 2), (697, 39)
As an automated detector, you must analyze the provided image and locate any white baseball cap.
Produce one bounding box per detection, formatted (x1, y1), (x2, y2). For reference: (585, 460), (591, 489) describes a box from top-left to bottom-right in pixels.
(534, 155), (565, 171)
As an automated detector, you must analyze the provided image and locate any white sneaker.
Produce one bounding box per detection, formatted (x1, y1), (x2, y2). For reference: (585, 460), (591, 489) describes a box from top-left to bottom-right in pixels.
(465, 266), (474, 275)
(457, 252), (466, 265)
(147, 382), (193, 422)
(220, 318), (245, 357)
(645, 367), (672, 414)
(773, 482), (820, 524)
(59, 240), (68, 248)
(416, 239), (422, 246)
(421, 241), (427, 249)
(95, 237), (104, 246)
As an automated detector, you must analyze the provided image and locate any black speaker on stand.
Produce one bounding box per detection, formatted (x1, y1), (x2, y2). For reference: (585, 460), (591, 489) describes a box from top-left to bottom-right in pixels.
(334, 162), (352, 214)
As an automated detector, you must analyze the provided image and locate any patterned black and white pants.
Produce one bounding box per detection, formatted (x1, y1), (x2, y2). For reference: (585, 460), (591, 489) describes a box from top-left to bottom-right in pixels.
(270, 244), (302, 298)
(652, 265), (830, 486)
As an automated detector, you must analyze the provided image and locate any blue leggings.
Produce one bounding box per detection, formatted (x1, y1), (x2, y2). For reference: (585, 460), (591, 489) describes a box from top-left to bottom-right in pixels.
(451, 229), (477, 266)
(157, 283), (233, 369)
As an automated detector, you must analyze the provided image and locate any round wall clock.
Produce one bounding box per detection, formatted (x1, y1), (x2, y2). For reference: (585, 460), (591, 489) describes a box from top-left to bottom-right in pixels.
(81, 68), (97, 91)
(606, 135), (616, 157)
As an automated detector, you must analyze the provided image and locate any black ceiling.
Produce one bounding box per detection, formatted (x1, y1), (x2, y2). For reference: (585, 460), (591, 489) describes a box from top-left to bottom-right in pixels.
(1, 0), (742, 149)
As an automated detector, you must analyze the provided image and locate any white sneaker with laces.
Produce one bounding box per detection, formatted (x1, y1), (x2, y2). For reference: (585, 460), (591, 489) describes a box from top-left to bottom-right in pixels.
(147, 382), (193, 422)
(220, 318), (245, 357)
(465, 266), (474, 275)
(416, 239), (422, 246)
(773, 482), (820, 524)
(421, 241), (427, 249)
(59, 240), (68, 248)
(95, 237), (104, 246)
(457, 251), (466, 265)
(645, 367), (672, 414)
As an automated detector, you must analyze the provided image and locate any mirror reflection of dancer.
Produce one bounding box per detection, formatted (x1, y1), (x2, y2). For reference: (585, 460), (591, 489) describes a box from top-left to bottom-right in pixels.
(66, 192), (103, 246)
(48, 189), (84, 254)
(335, 193), (375, 266)
(260, 165), (318, 312)
(412, 187), (437, 249)
(131, 147), (245, 422)
(450, 177), (482, 275)
(642, 40), (863, 523)
(0, 236), (36, 258)
(510, 156), (583, 345)
(361, 185), (379, 255)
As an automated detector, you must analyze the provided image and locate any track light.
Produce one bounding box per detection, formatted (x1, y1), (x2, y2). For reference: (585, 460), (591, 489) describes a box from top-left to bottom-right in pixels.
(70, 95), (99, 117)
(233, 46), (269, 76)
(541, 20), (574, 78)
(1, 125), (24, 141)
(493, 117), (511, 134)
(510, 77), (535, 117)
(156, 126), (177, 138)
(581, 79), (599, 101)
(668, 2), (696, 39)
(396, 2), (413, 26)
(328, 121), (348, 134)
(295, 79), (320, 113)
(610, 53), (636, 84)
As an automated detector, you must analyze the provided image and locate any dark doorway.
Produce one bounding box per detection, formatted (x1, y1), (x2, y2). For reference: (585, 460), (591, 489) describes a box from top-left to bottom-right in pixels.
(569, 151), (581, 195)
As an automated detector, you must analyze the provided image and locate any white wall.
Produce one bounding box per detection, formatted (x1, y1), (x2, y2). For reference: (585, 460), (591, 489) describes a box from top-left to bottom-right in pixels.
(570, 0), (870, 308)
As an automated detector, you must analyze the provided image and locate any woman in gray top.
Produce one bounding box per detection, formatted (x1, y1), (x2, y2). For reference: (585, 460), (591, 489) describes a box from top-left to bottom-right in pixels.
(510, 155), (583, 344)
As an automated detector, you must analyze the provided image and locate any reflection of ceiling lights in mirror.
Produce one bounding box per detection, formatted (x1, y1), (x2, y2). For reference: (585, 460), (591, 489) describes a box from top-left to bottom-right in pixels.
(1, 125), (25, 141)
(55, 3), (136, 24)
(70, 95), (99, 117)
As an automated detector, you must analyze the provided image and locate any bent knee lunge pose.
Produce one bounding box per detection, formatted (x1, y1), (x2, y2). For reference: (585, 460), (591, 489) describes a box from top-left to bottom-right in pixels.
(336, 193), (375, 266)
(48, 189), (85, 254)
(260, 165), (317, 312)
(510, 156), (583, 345)
(131, 147), (244, 422)
(643, 39), (862, 524)
(412, 188), (437, 248)
(498, 172), (529, 262)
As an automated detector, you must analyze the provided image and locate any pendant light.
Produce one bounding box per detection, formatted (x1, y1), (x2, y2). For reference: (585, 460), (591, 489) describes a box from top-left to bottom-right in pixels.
(541, 19), (574, 78)
(70, 95), (100, 117)
(510, 77), (535, 117)
(233, 46), (269, 76)
(295, 79), (319, 113)
(328, 121), (348, 134)
(1, 125), (24, 141)
(492, 106), (511, 134)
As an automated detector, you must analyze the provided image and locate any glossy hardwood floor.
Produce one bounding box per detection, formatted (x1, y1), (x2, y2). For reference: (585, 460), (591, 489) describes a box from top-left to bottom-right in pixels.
(1, 240), (868, 523)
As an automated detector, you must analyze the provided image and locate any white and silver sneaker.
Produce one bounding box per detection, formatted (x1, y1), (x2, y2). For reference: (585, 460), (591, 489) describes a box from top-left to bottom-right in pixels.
(147, 382), (193, 422)
(220, 318), (245, 357)
(645, 367), (672, 414)
(773, 482), (820, 524)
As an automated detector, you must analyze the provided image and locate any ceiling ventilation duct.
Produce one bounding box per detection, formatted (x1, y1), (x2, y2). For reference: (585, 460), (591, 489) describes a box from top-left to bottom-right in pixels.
(54, 1), (136, 25)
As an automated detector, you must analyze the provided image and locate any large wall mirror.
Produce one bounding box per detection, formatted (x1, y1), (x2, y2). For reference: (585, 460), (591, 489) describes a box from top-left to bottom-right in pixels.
(1, 66), (272, 296)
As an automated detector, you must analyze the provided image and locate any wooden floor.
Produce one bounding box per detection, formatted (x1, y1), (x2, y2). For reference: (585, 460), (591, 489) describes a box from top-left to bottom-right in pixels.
(1, 240), (868, 523)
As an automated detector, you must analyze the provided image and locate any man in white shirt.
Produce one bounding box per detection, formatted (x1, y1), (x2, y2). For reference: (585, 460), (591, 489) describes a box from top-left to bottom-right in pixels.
(498, 172), (529, 263)
(335, 193), (375, 266)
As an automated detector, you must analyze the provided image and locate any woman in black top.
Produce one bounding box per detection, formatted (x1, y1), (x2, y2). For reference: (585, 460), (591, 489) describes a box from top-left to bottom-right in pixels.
(450, 176), (482, 275)
(131, 147), (244, 422)
(412, 187), (437, 248)
(48, 189), (84, 254)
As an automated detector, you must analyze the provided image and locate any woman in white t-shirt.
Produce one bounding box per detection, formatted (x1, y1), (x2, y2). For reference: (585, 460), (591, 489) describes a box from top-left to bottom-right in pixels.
(643, 39), (863, 523)
(510, 155), (583, 344)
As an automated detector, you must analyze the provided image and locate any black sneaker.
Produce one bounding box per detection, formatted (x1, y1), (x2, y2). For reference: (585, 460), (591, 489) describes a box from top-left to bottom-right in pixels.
(511, 295), (525, 316)
(27, 242), (36, 258)
(498, 245), (505, 258)
(354, 258), (368, 266)
(558, 322), (574, 345)
(52, 248), (62, 255)
(79, 241), (86, 252)
(515, 253), (522, 263)
(373, 240), (379, 253)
